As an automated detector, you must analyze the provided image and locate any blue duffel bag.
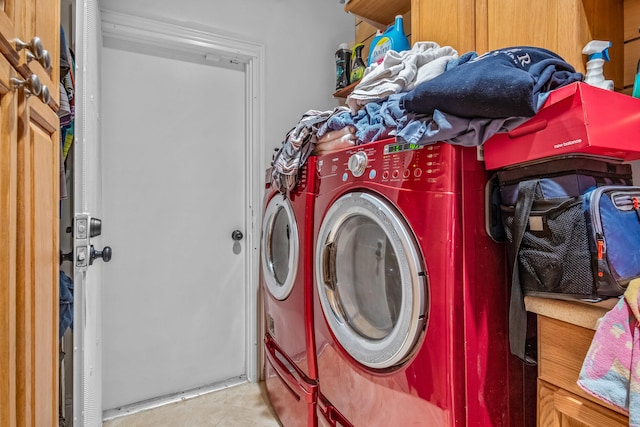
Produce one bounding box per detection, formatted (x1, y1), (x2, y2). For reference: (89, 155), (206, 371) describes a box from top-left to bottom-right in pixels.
(583, 186), (640, 296)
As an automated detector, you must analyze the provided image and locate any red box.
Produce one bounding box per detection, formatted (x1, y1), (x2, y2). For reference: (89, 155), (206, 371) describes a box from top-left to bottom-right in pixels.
(483, 82), (640, 170)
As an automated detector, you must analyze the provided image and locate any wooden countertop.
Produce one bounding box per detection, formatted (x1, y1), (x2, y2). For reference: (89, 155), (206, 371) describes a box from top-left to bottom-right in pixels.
(525, 296), (619, 330)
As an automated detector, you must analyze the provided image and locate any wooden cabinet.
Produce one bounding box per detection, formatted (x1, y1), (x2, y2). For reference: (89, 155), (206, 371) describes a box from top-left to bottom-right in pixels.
(528, 299), (631, 427)
(538, 381), (628, 426)
(411, 0), (476, 58)
(344, 0), (625, 89)
(344, 0), (410, 29)
(411, 0), (624, 90)
(0, 0), (60, 426)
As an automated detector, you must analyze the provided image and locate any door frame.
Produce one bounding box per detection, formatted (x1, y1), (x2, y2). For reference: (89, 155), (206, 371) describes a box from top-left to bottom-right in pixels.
(99, 10), (265, 384)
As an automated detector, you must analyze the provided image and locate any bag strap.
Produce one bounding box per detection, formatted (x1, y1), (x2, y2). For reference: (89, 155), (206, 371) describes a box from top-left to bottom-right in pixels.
(497, 157), (632, 185)
(509, 179), (538, 365)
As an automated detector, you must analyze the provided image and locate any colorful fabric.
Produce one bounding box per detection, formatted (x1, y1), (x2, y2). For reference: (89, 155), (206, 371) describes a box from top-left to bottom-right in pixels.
(577, 278), (640, 426)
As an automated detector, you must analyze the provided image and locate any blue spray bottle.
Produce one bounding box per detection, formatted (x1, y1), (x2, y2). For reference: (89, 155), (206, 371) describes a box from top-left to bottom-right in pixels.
(581, 40), (614, 91)
(632, 59), (640, 98)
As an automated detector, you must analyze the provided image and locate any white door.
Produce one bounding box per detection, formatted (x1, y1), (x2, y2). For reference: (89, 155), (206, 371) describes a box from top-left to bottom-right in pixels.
(100, 46), (247, 409)
(74, 8), (264, 420)
(73, 1), (105, 425)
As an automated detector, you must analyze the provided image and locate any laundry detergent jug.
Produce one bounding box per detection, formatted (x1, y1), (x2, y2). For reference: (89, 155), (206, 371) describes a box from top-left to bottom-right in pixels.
(367, 15), (410, 66)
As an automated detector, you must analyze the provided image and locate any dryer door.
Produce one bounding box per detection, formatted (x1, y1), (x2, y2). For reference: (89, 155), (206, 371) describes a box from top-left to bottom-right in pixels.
(315, 191), (427, 369)
(262, 194), (299, 300)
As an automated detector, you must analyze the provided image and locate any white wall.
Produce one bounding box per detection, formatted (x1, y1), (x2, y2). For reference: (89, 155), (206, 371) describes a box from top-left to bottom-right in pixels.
(100, 0), (355, 168)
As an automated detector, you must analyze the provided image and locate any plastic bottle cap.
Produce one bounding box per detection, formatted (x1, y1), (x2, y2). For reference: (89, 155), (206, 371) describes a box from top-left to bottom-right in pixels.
(339, 43), (349, 50)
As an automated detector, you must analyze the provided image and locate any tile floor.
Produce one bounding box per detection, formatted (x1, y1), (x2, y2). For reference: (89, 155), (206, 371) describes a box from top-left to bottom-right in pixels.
(103, 382), (282, 427)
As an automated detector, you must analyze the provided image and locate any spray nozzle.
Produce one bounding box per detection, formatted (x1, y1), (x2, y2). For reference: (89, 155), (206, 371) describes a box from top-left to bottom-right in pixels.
(581, 40), (614, 91)
(351, 43), (364, 56)
(582, 40), (611, 62)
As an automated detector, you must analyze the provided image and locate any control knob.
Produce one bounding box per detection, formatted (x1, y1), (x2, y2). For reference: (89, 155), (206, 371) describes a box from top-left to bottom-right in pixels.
(348, 151), (368, 177)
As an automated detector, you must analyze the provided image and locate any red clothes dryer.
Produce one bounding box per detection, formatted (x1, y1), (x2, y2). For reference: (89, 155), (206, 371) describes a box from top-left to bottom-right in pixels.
(262, 157), (319, 427)
(312, 140), (533, 426)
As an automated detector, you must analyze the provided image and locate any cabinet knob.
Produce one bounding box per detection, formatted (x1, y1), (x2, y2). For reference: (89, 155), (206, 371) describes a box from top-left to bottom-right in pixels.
(11, 74), (42, 97)
(39, 84), (50, 104)
(14, 36), (44, 60)
(27, 49), (51, 71)
(39, 50), (51, 71)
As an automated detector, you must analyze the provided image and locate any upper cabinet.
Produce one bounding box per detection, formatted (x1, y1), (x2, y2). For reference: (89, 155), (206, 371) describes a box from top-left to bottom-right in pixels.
(0, 0), (60, 109)
(411, 0), (624, 90)
(344, 0), (411, 28)
(344, 0), (624, 89)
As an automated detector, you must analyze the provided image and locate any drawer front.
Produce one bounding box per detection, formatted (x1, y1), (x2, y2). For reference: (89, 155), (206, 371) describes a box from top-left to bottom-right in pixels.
(537, 315), (628, 417)
(538, 380), (628, 427)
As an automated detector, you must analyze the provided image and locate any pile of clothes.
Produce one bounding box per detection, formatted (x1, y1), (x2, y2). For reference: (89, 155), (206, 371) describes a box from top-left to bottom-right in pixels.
(271, 42), (583, 194)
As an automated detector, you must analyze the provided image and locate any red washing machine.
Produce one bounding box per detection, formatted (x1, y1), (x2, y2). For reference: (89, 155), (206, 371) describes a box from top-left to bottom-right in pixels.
(262, 157), (319, 427)
(312, 139), (535, 426)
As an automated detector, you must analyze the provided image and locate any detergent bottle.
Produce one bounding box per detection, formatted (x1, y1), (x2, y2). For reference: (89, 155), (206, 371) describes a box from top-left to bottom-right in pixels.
(582, 40), (614, 91)
(367, 30), (383, 66)
(350, 43), (366, 83)
(335, 43), (351, 90)
(367, 15), (411, 66)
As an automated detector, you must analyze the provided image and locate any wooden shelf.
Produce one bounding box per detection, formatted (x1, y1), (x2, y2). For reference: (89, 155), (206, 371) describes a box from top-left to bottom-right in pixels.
(344, 0), (410, 29)
(333, 79), (360, 99)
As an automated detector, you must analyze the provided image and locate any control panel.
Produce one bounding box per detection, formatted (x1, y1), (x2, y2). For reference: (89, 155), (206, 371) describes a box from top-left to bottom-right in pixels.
(315, 138), (456, 193)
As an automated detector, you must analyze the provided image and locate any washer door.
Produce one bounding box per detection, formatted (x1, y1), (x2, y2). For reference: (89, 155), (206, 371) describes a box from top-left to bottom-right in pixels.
(315, 191), (427, 369)
(262, 194), (299, 300)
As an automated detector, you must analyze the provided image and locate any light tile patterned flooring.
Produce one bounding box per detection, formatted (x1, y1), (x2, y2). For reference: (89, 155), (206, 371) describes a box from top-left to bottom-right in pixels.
(103, 382), (282, 427)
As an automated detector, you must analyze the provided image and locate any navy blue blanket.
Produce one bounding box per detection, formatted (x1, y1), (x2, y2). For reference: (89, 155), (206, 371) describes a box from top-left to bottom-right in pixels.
(402, 46), (583, 118)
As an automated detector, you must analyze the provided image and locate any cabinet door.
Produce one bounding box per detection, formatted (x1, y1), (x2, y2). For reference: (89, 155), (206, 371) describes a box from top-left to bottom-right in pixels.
(0, 39), (59, 427)
(482, 0), (623, 88)
(0, 1), (60, 424)
(411, 0), (477, 54)
(14, 88), (59, 427)
(0, 46), (19, 427)
(538, 380), (628, 427)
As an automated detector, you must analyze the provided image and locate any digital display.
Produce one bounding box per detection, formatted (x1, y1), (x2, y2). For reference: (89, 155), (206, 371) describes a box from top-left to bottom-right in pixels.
(383, 142), (423, 154)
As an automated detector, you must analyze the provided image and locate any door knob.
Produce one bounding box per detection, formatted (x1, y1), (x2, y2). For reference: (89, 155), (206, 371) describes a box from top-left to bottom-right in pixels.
(231, 230), (243, 241)
(89, 245), (112, 265)
(60, 250), (73, 264)
(89, 217), (102, 237)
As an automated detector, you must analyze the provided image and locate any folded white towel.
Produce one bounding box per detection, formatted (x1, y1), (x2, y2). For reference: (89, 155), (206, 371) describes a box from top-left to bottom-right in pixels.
(346, 41), (458, 113)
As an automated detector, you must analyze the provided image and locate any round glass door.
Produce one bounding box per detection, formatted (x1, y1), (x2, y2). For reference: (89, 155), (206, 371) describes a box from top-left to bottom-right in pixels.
(315, 191), (427, 369)
(262, 194), (299, 300)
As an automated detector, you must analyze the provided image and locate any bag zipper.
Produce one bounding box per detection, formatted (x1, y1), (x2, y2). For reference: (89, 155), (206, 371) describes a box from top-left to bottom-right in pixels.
(588, 186), (640, 278)
(611, 191), (640, 222)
